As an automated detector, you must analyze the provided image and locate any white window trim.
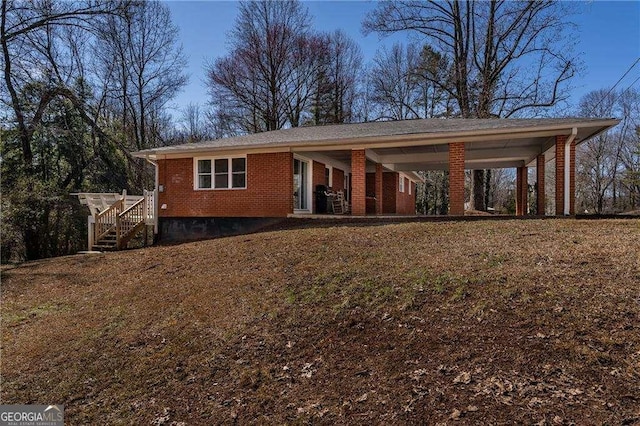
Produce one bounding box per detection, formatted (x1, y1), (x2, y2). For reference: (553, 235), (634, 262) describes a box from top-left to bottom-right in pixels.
(193, 155), (247, 190)
(293, 154), (313, 213)
(291, 154), (313, 213)
(326, 166), (333, 188)
(399, 175), (405, 193)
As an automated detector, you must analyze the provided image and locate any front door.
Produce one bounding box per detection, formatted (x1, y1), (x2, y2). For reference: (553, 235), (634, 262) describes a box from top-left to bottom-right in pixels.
(293, 158), (309, 211)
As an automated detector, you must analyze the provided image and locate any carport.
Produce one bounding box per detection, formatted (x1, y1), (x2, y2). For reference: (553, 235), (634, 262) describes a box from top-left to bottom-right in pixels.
(289, 118), (619, 216)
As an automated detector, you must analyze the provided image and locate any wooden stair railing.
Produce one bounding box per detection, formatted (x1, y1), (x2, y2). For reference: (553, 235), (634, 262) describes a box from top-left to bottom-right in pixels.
(93, 196), (149, 250)
(94, 198), (124, 244)
(117, 197), (146, 249)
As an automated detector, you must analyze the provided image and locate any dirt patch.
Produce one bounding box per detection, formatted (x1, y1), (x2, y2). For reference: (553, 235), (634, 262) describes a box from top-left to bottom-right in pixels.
(2, 219), (639, 424)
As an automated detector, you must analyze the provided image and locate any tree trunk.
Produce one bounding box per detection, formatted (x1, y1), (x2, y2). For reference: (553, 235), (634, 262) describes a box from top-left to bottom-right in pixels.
(484, 169), (492, 209)
(471, 170), (486, 211)
(439, 171), (449, 215)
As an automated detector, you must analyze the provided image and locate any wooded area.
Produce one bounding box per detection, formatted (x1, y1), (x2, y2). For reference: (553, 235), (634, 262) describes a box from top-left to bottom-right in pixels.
(2, 0), (639, 261)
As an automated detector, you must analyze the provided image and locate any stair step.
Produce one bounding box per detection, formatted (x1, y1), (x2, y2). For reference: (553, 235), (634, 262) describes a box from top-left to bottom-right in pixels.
(94, 241), (117, 247)
(93, 220), (148, 251)
(92, 245), (117, 251)
(95, 239), (117, 245)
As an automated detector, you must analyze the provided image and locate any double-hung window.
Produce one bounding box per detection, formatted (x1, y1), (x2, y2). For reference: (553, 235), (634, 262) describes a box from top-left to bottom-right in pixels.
(196, 157), (246, 189)
(399, 176), (405, 193)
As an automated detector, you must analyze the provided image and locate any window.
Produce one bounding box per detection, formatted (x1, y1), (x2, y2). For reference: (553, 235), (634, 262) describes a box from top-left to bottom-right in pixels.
(399, 176), (405, 193)
(196, 157), (246, 189)
(408, 180), (412, 195)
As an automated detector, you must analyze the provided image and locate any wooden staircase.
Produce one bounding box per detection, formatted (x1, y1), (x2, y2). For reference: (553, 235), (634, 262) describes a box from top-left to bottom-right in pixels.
(93, 230), (119, 251)
(91, 192), (154, 251)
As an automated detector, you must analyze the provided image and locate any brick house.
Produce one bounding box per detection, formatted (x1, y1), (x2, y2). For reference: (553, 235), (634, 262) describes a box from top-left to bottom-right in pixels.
(133, 118), (617, 241)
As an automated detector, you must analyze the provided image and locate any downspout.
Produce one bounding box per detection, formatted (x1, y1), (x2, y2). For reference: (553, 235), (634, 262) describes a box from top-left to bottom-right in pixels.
(144, 155), (160, 234)
(564, 128), (577, 215)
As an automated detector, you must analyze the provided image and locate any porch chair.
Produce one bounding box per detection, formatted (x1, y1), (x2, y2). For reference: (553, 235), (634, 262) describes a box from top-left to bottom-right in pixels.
(332, 191), (349, 214)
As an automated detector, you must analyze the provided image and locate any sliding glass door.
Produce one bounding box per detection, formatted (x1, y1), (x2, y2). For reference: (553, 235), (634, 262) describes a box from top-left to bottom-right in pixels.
(293, 158), (309, 211)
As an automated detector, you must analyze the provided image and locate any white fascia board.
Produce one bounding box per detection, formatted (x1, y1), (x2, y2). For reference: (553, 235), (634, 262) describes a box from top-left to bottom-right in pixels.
(136, 146), (291, 160)
(400, 171), (423, 183)
(376, 146), (539, 164)
(393, 159), (526, 171)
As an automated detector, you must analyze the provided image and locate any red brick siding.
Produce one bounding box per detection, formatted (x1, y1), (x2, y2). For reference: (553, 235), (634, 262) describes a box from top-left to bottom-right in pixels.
(382, 173), (397, 213)
(365, 173), (376, 214)
(570, 140), (576, 215)
(555, 136), (575, 215)
(536, 154), (545, 215)
(332, 168), (345, 192)
(516, 166), (528, 216)
(396, 176), (416, 215)
(157, 152), (293, 217)
(365, 173), (375, 194)
(351, 150), (366, 215)
(312, 160), (326, 213)
(375, 163), (383, 214)
(555, 135), (566, 215)
(449, 142), (465, 215)
(412, 182), (416, 211)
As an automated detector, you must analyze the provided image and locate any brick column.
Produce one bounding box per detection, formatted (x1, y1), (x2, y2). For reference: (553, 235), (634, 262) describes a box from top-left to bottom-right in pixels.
(448, 142), (465, 215)
(351, 149), (366, 216)
(536, 154), (545, 216)
(516, 166), (528, 216)
(555, 135), (566, 215)
(375, 163), (383, 214)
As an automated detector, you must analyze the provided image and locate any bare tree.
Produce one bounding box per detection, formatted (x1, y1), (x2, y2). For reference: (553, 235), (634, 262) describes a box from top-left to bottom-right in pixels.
(284, 33), (327, 127)
(369, 42), (423, 121)
(94, 1), (187, 150)
(576, 88), (640, 213)
(414, 44), (453, 118)
(180, 103), (207, 142)
(1, 0), (187, 260)
(311, 30), (363, 125)
(620, 126), (640, 210)
(1, 0), (124, 172)
(89, 1), (187, 190)
(206, 0), (316, 132)
(364, 0), (579, 210)
(1, 0), (130, 259)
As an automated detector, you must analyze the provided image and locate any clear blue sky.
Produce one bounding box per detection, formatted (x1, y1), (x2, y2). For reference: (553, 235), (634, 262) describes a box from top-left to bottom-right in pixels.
(164, 1), (640, 117)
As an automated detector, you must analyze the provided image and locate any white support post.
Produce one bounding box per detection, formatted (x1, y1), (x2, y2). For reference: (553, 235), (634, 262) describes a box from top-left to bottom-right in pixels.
(154, 189), (159, 234)
(87, 215), (95, 250)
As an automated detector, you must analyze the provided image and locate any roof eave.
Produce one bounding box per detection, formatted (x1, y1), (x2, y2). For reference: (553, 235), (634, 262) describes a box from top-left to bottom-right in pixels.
(131, 118), (620, 159)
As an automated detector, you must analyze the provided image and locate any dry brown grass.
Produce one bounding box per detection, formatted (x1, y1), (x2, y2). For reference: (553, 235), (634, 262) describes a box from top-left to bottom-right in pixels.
(2, 219), (639, 424)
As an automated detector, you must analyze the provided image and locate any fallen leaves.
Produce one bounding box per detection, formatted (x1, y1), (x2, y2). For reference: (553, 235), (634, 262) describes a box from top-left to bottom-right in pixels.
(453, 371), (472, 385)
(2, 219), (639, 424)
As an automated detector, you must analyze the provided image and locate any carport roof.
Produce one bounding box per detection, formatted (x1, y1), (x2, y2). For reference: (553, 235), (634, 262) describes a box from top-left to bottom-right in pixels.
(133, 118), (619, 170)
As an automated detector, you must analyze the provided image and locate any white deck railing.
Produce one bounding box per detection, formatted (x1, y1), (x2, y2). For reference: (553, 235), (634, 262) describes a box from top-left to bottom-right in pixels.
(81, 189), (157, 250)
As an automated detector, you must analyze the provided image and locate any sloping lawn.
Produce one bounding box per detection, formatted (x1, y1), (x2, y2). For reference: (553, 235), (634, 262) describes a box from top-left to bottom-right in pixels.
(2, 219), (639, 424)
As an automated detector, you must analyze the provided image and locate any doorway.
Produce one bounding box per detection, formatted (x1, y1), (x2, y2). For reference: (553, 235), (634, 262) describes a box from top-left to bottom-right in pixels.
(293, 157), (310, 211)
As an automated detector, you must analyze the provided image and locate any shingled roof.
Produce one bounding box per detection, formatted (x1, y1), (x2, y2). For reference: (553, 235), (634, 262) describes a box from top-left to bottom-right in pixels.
(133, 117), (619, 159)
